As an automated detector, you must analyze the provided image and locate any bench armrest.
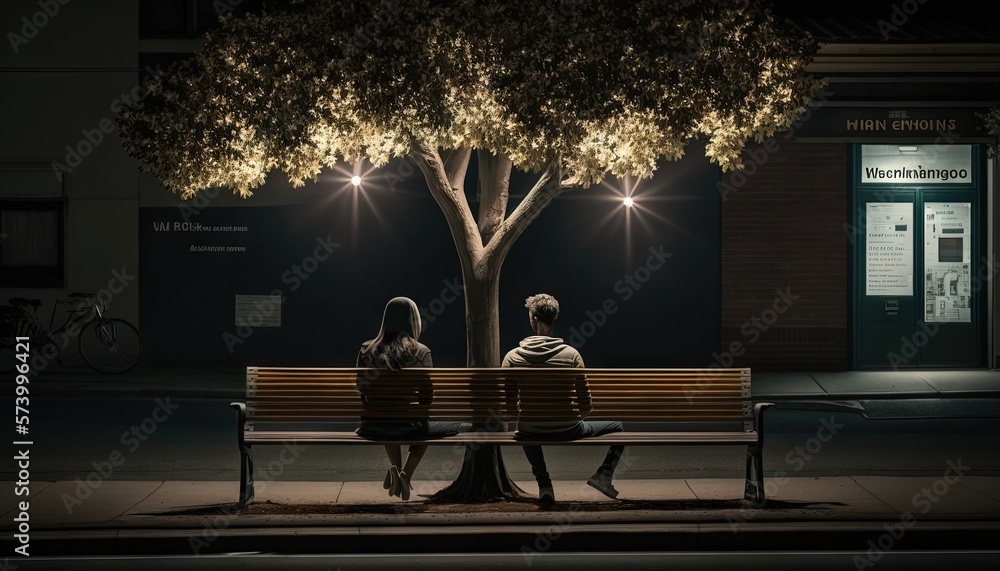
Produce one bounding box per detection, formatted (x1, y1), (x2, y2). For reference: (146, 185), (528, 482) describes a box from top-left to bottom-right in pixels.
(230, 401), (246, 417)
(749, 402), (774, 452)
(230, 402), (247, 449)
(764, 399), (868, 418)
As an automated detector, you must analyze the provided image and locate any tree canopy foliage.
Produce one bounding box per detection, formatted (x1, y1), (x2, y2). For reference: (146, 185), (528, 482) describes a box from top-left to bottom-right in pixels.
(978, 106), (1000, 159)
(119, 0), (823, 198)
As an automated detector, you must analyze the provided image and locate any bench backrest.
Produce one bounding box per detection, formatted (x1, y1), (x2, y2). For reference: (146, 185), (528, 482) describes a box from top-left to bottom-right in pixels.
(244, 367), (752, 431)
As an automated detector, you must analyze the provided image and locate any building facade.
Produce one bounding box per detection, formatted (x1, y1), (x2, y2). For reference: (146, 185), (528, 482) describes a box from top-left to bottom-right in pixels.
(721, 21), (1000, 369)
(1, 1), (998, 371)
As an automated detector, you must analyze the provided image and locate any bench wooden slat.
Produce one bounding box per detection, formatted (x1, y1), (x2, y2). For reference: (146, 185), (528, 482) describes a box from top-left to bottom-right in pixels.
(247, 407), (745, 415)
(244, 366), (752, 425)
(247, 412), (746, 417)
(248, 400), (747, 406)
(254, 374), (744, 382)
(262, 384), (743, 388)
(252, 381), (744, 384)
(248, 416), (746, 423)
(246, 372), (749, 414)
(251, 367), (747, 371)
(243, 431), (758, 445)
(252, 383), (744, 388)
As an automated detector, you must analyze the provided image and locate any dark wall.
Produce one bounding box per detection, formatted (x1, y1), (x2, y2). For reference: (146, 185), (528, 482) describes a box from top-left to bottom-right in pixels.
(721, 141), (849, 371)
(139, 151), (721, 368)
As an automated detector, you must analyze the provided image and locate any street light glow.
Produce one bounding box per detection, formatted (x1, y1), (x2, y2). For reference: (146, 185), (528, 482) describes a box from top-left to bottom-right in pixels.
(351, 175), (362, 186)
(623, 196), (634, 207)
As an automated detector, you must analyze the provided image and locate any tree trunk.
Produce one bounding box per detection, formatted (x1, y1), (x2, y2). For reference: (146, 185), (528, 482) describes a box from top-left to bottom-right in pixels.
(410, 144), (565, 502)
(427, 236), (527, 501)
(464, 268), (501, 367)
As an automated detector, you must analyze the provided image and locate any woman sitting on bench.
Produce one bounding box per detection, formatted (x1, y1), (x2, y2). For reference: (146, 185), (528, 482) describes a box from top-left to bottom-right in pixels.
(355, 296), (473, 500)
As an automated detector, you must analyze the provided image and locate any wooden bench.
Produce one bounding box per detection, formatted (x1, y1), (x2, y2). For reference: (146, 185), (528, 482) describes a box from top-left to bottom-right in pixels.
(231, 366), (771, 506)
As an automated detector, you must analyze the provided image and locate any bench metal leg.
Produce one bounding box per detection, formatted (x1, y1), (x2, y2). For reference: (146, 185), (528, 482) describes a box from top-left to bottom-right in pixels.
(744, 445), (764, 505)
(231, 402), (255, 507)
(238, 444), (255, 507)
(744, 402), (773, 506)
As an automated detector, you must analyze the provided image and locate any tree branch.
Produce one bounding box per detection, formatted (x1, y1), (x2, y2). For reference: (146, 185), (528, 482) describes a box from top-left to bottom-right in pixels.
(476, 150), (512, 246)
(483, 163), (575, 265)
(409, 142), (482, 265)
(442, 147), (473, 195)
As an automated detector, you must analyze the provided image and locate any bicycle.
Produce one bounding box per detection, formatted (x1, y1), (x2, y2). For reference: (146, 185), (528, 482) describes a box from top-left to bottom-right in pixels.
(0, 292), (142, 374)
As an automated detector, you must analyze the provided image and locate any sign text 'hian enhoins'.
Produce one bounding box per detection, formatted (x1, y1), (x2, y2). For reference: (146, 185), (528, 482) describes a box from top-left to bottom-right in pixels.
(846, 110), (961, 133)
(847, 117), (958, 133)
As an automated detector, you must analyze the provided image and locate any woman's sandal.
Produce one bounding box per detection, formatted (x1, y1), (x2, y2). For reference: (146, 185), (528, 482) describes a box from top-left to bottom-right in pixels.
(398, 470), (412, 501)
(387, 466), (401, 497)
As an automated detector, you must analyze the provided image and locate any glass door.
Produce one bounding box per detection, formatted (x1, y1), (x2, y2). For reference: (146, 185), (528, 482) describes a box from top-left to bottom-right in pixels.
(851, 144), (986, 369)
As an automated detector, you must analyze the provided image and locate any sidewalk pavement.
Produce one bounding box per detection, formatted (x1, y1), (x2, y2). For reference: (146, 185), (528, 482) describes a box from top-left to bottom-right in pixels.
(753, 369), (1000, 401)
(12, 366), (1000, 556)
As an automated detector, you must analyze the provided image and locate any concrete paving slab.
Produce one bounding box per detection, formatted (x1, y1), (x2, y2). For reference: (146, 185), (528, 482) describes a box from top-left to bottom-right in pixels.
(762, 477), (898, 514)
(249, 480), (343, 505)
(752, 372), (827, 397)
(609, 479), (699, 501)
(853, 475), (1000, 516)
(338, 480), (450, 504)
(123, 481), (238, 515)
(550, 480), (617, 503)
(917, 370), (1000, 393)
(687, 477), (898, 527)
(406, 479), (462, 501)
(338, 478), (625, 504)
(687, 477), (897, 517)
(319, 478), (681, 505)
(443, 479), (701, 503)
(678, 478), (745, 501)
(957, 476), (1000, 501)
(28, 480), (162, 526)
(812, 371), (937, 396)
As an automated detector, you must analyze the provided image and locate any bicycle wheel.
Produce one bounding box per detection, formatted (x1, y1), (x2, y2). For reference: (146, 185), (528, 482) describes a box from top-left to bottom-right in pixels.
(78, 318), (143, 374)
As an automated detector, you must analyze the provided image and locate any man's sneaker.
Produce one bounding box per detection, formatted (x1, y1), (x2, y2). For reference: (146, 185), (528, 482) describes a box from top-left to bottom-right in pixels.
(539, 485), (555, 505)
(587, 472), (619, 499)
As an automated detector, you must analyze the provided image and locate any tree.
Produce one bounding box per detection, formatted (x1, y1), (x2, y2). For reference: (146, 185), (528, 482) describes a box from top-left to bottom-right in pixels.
(118, 0), (823, 501)
(978, 106), (1000, 159)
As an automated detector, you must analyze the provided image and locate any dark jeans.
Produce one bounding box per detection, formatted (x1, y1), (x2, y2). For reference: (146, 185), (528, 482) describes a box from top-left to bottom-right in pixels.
(358, 419), (473, 438)
(521, 420), (625, 488)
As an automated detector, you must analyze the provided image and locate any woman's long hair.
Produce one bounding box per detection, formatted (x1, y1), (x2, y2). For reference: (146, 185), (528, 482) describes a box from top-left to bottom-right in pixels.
(360, 296), (423, 370)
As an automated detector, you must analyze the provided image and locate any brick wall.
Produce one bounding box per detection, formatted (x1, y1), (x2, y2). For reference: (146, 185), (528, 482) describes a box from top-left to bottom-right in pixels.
(720, 142), (849, 370)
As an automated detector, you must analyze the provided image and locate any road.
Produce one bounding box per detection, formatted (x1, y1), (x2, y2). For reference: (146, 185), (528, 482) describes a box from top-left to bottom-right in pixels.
(9, 551), (1000, 570)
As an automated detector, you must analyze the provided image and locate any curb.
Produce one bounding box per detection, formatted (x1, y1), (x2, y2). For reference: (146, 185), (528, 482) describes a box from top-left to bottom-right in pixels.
(12, 520), (1000, 556)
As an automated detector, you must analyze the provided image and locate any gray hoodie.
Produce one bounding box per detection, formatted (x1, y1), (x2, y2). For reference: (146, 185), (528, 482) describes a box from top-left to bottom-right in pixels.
(501, 336), (591, 435)
(501, 336), (585, 368)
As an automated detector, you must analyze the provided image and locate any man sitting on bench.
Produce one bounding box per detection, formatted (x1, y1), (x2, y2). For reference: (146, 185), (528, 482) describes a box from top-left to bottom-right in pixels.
(502, 293), (626, 504)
